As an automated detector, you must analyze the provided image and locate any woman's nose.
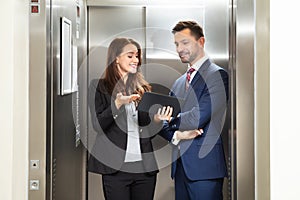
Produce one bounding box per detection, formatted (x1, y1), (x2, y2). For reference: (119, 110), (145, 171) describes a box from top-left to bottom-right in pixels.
(133, 56), (139, 62)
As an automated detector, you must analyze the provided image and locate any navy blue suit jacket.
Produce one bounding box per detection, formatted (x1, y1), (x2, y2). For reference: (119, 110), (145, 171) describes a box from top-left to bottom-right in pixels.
(159, 59), (228, 181)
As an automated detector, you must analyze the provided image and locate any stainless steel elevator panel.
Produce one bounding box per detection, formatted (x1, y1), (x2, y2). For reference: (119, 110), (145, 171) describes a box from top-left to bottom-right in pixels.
(235, 0), (255, 199)
(87, 1), (231, 199)
(29, 0), (88, 199)
(50, 0), (88, 199)
(29, 0), (47, 199)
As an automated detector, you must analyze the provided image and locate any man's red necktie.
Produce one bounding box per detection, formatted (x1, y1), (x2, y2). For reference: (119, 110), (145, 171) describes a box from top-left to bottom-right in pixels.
(186, 68), (195, 90)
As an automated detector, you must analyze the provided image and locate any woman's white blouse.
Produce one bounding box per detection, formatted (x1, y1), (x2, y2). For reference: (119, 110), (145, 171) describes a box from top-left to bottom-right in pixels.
(124, 102), (142, 162)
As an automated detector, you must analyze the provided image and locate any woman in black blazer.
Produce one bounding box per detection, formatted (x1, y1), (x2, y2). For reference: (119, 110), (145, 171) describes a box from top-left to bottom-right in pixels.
(88, 37), (161, 200)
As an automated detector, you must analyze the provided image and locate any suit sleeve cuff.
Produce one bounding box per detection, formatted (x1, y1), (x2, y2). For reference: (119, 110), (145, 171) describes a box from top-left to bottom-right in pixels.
(171, 131), (181, 145)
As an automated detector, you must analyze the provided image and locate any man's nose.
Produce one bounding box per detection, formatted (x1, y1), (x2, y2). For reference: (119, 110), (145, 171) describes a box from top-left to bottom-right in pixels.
(176, 44), (184, 52)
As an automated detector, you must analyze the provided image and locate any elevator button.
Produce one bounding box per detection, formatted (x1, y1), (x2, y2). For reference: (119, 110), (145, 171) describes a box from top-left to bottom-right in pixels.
(29, 180), (39, 190)
(30, 160), (40, 169)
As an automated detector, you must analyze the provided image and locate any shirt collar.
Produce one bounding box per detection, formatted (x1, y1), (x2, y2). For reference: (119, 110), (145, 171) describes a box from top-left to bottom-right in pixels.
(187, 54), (209, 72)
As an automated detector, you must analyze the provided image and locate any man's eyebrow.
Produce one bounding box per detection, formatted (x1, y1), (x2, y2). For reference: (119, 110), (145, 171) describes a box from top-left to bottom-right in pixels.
(175, 39), (189, 44)
(181, 39), (189, 42)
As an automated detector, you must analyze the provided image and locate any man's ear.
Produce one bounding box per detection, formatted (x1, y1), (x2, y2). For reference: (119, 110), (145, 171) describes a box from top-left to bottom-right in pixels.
(199, 37), (205, 47)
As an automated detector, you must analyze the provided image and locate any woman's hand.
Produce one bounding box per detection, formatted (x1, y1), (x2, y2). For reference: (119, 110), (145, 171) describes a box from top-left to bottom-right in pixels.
(154, 106), (173, 123)
(115, 93), (140, 109)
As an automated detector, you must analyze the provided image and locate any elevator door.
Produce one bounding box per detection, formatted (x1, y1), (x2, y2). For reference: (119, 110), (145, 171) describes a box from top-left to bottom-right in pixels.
(87, 2), (230, 199)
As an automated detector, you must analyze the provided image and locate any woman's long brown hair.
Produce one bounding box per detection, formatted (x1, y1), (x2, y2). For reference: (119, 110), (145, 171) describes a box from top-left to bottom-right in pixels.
(102, 37), (151, 98)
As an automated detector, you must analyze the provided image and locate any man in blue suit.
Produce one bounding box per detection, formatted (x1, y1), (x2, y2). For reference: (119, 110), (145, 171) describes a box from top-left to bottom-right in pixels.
(158, 20), (229, 200)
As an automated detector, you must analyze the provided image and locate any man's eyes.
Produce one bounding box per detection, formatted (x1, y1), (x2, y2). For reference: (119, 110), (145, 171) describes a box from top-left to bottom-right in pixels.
(175, 41), (189, 47)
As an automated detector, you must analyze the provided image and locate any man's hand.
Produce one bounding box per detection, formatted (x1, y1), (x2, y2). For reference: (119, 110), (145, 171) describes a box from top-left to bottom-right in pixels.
(175, 129), (204, 140)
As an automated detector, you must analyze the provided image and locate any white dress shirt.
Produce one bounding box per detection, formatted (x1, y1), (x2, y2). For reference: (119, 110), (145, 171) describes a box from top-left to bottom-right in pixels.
(124, 102), (142, 162)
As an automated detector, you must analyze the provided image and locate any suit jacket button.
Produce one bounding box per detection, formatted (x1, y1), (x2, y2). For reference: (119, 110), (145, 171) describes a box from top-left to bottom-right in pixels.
(139, 129), (143, 133)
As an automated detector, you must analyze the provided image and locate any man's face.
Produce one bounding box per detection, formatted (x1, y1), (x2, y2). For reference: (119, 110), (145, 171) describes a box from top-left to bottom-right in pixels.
(174, 28), (205, 65)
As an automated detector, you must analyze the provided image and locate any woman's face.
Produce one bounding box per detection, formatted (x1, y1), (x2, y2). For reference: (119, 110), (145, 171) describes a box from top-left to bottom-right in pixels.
(116, 43), (139, 77)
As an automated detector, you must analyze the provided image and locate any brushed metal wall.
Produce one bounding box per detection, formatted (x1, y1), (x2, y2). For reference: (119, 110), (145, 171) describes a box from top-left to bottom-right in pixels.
(49, 0), (88, 199)
(235, 0), (255, 199)
(29, 0), (47, 199)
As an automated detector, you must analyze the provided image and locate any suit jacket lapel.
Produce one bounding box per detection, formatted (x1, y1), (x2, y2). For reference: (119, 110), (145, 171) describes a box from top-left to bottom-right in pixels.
(191, 59), (211, 86)
(180, 59), (211, 109)
(173, 59), (212, 109)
